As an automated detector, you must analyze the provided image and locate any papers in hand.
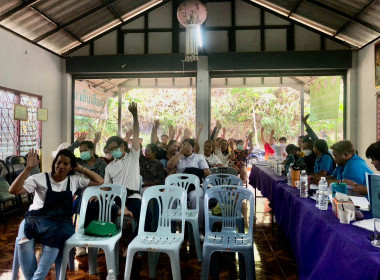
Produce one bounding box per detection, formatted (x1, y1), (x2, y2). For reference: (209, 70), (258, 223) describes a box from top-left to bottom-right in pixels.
(353, 218), (375, 232)
(349, 196), (370, 211)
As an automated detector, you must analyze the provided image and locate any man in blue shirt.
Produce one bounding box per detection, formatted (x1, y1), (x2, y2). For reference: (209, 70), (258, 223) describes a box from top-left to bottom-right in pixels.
(329, 140), (373, 195)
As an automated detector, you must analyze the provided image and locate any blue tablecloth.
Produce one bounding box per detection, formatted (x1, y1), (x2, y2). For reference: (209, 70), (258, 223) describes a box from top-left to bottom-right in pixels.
(250, 164), (380, 280)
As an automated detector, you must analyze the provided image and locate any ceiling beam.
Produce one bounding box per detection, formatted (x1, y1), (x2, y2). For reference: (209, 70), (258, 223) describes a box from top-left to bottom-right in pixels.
(0, 0), (41, 22)
(30, 6), (83, 43)
(333, 0), (378, 36)
(288, 0), (303, 18)
(33, 0), (119, 43)
(103, 0), (123, 23)
(306, 0), (380, 34)
(245, 0), (357, 49)
(63, 0), (169, 56)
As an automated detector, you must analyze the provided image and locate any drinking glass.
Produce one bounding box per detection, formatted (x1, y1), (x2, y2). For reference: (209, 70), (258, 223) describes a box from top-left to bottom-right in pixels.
(371, 218), (380, 248)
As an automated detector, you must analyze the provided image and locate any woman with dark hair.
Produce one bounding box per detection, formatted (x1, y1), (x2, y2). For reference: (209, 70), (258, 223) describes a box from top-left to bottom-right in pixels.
(313, 139), (335, 176)
(157, 139), (179, 175)
(366, 141), (380, 171)
(140, 143), (166, 191)
(9, 149), (103, 280)
(215, 139), (233, 166)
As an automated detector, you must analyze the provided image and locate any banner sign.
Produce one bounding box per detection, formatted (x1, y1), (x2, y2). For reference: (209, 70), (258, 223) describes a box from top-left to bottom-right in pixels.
(74, 81), (108, 120)
(310, 76), (341, 122)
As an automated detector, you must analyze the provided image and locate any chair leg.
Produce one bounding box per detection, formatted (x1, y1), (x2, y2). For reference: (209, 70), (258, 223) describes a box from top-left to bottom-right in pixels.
(88, 247), (98, 275)
(189, 221), (202, 261)
(242, 248), (255, 280)
(167, 250), (181, 280)
(103, 247), (116, 277)
(68, 248), (75, 270)
(124, 248), (135, 280)
(148, 252), (160, 279)
(200, 247), (212, 280)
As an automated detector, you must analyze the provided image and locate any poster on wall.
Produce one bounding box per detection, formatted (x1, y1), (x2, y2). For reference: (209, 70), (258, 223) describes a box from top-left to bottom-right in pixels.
(376, 41), (380, 88)
(14, 104), (28, 121)
(309, 76), (341, 122)
(37, 108), (48, 121)
(74, 81), (109, 120)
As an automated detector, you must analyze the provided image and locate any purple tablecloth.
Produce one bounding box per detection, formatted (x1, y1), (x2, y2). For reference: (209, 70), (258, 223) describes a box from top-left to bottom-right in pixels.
(251, 165), (380, 280)
(248, 163), (286, 203)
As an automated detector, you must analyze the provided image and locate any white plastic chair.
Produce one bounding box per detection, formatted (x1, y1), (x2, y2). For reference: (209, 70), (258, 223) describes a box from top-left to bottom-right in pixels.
(123, 175), (143, 233)
(204, 174), (243, 189)
(165, 173), (202, 261)
(203, 174), (244, 232)
(124, 185), (187, 280)
(210, 166), (238, 176)
(59, 184), (127, 280)
(201, 185), (255, 280)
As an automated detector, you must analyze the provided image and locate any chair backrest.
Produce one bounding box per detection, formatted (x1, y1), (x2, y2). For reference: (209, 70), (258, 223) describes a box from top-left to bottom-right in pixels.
(0, 160), (11, 183)
(210, 167), (239, 176)
(77, 184), (127, 231)
(139, 185), (187, 235)
(204, 174), (243, 189)
(204, 185), (254, 235)
(165, 174), (200, 210)
(8, 156), (27, 181)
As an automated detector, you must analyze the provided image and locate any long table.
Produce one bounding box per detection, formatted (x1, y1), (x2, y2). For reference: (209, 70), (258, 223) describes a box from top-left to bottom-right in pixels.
(249, 164), (380, 280)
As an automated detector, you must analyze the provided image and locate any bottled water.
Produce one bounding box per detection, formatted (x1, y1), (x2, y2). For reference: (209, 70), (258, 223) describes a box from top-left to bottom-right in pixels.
(300, 170), (308, 198)
(106, 270), (116, 280)
(287, 164), (293, 185)
(318, 177), (328, 210)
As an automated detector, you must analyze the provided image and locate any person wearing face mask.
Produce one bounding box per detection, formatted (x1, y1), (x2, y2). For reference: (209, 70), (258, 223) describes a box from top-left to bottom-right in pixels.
(278, 137), (288, 160)
(366, 141), (380, 171)
(231, 133), (253, 183)
(104, 102), (141, 239)
(301, 136), (317, 174)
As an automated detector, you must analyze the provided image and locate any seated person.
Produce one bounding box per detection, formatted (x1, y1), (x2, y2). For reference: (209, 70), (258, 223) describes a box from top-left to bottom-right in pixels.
(214, 139), (233, 167)
(202, 140), (223, 168)
(328, 140), (373, 195)
(284, 144), (305, 174)
(313, 139), (335, 176)
(231, 134), (253, 183)
(9, 149), (103, 280)
(366, 141), (380, 171)
(302, 136), (317, 174)
(167, 139), (211, 232)
(140, 143), (166, 192)
(157, 140), (179, 175)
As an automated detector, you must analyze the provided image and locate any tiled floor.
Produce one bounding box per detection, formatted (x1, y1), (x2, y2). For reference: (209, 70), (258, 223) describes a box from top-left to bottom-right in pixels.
(0, 185), (298, 280)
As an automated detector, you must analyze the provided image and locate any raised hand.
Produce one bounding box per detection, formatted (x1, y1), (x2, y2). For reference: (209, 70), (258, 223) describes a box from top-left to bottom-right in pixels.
(125, 128), (133, 141)
(153, 119), (160, 128)
(198, 122), (204, 131)
(302, 114), (310, 125)
(128, 101), (138, 115)
(216, 120), (222, 130)
(222, 127), (226, 135)
(169, 125), (175, 139)
(26, 149), (40, 169)
(77, 132), (87, 143)
(184, 128), (192, 138)
(94, 131), (101, 143)
(248, 132), (253, 139)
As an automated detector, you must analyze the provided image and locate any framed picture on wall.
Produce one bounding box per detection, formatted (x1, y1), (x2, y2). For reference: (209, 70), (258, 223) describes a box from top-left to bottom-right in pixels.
(37, 108), (48, 121)
(14, 104), (28, 121)
(376, 41), (380, 88)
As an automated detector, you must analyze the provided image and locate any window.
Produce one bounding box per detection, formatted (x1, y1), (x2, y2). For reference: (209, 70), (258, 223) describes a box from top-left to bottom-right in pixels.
(0, 87), (42, 159)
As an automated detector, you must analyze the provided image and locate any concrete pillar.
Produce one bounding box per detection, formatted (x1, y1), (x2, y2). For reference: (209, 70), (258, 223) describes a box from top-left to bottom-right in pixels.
(196, 56), (210, 147)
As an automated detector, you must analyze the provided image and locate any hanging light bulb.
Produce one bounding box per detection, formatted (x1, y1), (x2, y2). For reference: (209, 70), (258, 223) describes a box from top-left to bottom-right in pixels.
(177, 0), (207, 62)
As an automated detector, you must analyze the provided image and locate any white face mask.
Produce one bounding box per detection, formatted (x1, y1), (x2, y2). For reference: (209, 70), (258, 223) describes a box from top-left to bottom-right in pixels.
(128, 143), (132, 149)
(280, 143), (286, 147)
(304, 149), (312, 156)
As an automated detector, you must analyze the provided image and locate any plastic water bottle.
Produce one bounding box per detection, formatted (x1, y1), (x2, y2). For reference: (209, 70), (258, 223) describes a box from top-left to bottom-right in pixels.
(106, 270), (116, 280)
(300, 170), (308, 198)
(318, 177), (328, 210)
(287, 164), (293, 185)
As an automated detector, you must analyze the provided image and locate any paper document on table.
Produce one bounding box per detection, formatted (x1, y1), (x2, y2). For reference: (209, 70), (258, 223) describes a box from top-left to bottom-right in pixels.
(349, 196), (370, 211)
(353, 218), (376, 232)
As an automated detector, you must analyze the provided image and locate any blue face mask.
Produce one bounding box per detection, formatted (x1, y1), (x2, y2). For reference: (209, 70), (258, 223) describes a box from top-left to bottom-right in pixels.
(237, 144), (244, 150)
(80, 151), (92, 161)
(112, 148), (123, 159)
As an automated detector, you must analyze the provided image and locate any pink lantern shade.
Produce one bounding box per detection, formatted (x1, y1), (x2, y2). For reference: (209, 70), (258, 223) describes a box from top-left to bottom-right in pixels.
(177, 0), (207, 26)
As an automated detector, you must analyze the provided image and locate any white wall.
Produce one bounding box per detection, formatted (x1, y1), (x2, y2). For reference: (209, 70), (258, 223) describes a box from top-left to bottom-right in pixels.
(357, 41), (378, 168)
(0, 28), (69, 171)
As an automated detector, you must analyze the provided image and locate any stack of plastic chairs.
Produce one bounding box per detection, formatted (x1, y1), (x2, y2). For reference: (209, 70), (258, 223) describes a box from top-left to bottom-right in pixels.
(124, 185), (187, 280)
(165, 174), (202, 261)
(59, 184), (127, 280)
(201, 185), (255, 280)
